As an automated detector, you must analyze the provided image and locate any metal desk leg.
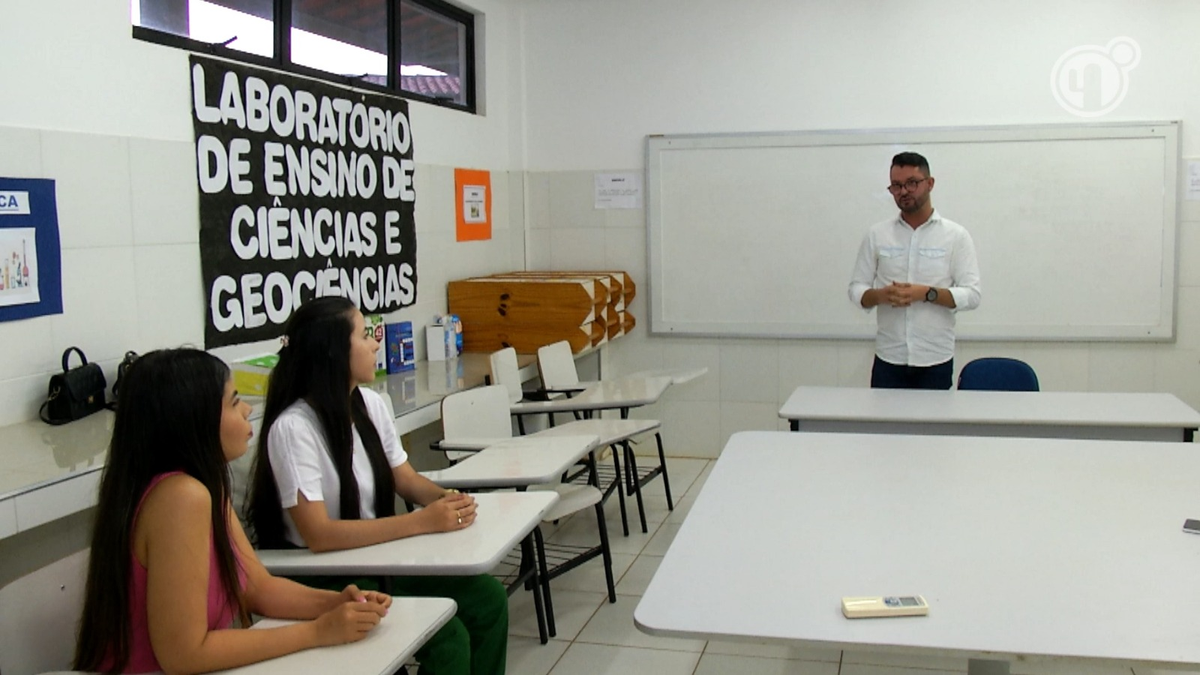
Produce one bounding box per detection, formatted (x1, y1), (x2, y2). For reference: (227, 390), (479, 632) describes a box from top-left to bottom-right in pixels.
(532, 526), (556, 638)
(790, 419), (799, 431)
(518, 533), (548, 644)
(595, 442), (630, 537)
(655, 431), (674, 510)
(623, 441), (649, 533)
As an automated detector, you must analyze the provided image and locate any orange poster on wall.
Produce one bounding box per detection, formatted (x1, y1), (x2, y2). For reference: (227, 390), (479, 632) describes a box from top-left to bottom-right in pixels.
(454, 168), (492, 242)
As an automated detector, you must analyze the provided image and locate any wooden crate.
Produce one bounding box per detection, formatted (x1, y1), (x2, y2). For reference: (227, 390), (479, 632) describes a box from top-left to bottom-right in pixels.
(492, 271), (634, 310)
(450, 271), (635, 354)
(460, 321), (605, 354)
(448, 277), (607, 327)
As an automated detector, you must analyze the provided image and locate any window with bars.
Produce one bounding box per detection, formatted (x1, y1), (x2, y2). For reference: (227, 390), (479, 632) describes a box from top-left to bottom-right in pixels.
(132, 0), (476, 112)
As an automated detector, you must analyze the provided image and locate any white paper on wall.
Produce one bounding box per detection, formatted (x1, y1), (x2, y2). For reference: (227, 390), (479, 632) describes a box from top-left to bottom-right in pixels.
(463, 185), (487, 223)
(0, 228), (39, 307)
(1187, 160), (1200, 201)
(594, 173), (641, 209)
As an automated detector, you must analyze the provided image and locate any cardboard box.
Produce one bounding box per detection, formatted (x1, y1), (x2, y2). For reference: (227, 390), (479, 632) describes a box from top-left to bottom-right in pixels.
(426, 315), (462, 361)
(386, 321), (416, 373)
(230, 353), (278, 397)
(365, 314), (386, 376)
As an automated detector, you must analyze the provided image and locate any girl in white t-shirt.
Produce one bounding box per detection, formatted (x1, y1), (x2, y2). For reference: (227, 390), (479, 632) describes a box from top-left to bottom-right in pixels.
(247, 297), (508, 675)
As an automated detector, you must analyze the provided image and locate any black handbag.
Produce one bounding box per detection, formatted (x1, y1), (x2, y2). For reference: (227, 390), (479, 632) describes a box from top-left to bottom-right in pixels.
(109, 350), (139, 409)
(39, 347), (108, 425)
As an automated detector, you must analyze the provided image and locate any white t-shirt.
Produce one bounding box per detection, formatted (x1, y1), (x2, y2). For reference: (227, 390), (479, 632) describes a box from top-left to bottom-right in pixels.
(267, 386), (408, 547)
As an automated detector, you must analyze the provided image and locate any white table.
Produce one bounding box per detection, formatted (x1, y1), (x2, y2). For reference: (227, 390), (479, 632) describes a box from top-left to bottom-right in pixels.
(635, 431), (1200, 674)
(420, 435), (601, 489)
(212, 597), (456, 675)
(779, 385), (1200, 442)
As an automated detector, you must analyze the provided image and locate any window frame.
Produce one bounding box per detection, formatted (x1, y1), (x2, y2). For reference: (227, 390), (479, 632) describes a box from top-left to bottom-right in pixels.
(131, 0), (477, 114)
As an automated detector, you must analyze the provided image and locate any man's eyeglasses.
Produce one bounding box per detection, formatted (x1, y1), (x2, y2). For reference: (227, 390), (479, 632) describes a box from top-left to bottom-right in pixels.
(886, 177), (928, 195)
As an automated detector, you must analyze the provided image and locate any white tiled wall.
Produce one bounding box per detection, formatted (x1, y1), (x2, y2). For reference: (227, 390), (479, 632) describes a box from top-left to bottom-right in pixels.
(6, 153), (1200, 450)
(0, 125), (524, 427)
(527, 169), (1200, 458)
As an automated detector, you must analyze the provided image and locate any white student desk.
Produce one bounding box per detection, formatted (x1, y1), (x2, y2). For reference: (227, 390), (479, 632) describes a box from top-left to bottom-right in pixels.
(511, 375), (673, 418)
(256, 492), (555, 576)
(421, 434), (607, 643)
(779, 385), (1200, 442)
(420, 435), (602, 489)
(635, 431), (1200, 675)
(543, 366), (709, 394)
(212, 597), (457, 675)
(40, 598), (455, 675)
(256, 491), (558, 644)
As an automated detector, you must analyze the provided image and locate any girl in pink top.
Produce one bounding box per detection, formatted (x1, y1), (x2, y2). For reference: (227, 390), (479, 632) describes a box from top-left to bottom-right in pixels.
(74, 349), (392, 674)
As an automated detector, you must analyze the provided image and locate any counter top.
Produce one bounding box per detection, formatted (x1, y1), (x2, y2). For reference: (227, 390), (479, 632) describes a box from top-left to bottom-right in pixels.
(0, 351), (540, 538)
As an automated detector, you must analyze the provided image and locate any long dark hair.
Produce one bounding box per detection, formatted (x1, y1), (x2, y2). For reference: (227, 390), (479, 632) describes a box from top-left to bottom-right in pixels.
(246, 296), (394, 550)
(74, 349), (248, 673)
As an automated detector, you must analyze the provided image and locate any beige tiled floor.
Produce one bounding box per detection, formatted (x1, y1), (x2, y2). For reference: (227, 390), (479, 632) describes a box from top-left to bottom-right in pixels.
(499, 456), (1176, 675)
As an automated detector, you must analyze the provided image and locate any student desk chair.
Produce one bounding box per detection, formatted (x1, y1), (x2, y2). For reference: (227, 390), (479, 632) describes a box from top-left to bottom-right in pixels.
(490, 346), (666, 535)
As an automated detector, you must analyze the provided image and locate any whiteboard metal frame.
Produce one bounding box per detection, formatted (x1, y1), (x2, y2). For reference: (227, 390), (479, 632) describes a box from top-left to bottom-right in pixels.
(645, 122), (1180, 341)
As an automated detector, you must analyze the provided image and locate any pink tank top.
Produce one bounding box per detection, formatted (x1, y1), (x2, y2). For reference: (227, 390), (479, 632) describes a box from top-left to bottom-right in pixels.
(112, 472), (247, 673)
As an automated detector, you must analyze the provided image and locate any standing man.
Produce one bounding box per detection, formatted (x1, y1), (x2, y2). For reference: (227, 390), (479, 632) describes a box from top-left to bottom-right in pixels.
(848, 152), (981, 389)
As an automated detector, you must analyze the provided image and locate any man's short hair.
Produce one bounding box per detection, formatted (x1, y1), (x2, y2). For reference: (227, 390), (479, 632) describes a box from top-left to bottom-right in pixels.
(892, 152), (930, 176)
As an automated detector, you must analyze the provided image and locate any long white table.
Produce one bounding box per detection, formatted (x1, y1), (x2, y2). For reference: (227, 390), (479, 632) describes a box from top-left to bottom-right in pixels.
(213, 597), (456, 675)
(779, 385), (1200, 442)
(635, 431), (1200, 674)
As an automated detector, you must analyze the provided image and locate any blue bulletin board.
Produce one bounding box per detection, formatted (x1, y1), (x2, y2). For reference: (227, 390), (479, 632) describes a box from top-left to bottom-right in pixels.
(0, 178), (63, 322)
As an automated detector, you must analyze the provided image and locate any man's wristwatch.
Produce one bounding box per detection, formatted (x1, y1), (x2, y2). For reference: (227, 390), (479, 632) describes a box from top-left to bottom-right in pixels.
(925, 287), (939, 303)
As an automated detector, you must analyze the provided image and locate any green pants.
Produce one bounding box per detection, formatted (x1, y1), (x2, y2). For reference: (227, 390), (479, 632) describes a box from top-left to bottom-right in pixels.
(292, 573), (508, 675)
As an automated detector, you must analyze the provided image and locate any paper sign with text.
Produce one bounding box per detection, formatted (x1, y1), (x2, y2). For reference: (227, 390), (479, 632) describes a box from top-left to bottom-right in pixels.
(454, 168), (491, 241)
(190, 55), (419, 348)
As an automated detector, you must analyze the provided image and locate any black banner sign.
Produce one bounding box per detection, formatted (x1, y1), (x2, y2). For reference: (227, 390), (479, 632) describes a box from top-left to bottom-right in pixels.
(190, 55), (418, 348)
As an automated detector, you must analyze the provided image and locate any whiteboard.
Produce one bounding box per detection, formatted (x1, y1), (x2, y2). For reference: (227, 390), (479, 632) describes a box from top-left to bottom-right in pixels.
(646, 122), (1179, 341)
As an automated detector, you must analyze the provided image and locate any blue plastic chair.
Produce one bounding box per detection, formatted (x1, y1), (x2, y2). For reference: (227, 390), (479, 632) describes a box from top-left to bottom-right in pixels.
(957, 358), (1039, 391)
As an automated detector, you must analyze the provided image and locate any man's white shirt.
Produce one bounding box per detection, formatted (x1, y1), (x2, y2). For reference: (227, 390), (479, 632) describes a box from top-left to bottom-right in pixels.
(848, 210), (981, 367)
